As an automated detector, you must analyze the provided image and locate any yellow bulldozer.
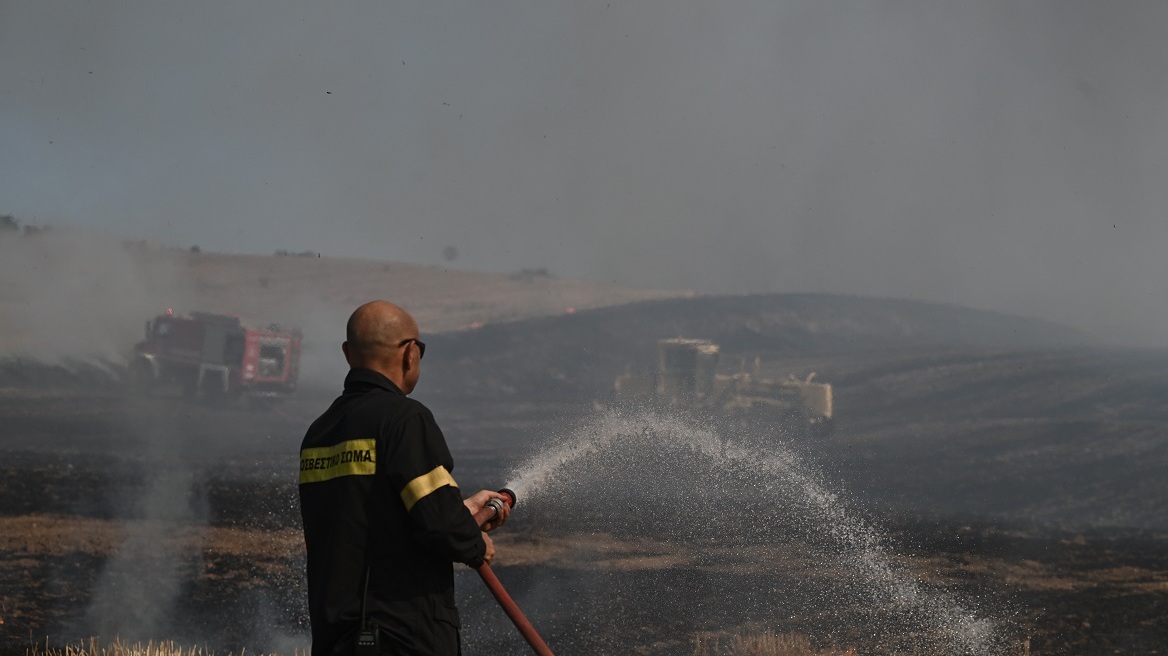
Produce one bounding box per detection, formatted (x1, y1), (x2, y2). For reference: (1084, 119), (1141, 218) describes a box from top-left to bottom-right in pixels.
(613, 338), (834, 436)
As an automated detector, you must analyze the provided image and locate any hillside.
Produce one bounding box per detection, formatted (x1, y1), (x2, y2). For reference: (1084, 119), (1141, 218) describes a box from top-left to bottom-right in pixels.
(0, 230), (679, 367)
(421, 292), (1097, 398)
(399, 293), (1167, 533)
(4, 232), (1165, 533)
(3, 258), (1168, 653)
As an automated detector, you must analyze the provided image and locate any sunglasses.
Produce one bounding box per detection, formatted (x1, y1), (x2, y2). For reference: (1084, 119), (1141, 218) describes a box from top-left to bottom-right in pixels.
(398, 338), (426, 359)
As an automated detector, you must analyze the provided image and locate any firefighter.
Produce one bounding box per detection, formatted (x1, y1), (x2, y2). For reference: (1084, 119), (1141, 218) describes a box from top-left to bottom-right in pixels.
(299, 300), (510, 656)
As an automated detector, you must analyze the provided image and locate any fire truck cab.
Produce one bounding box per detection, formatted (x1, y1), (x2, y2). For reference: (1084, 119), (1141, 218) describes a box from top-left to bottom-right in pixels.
(130, 310), (302, 403)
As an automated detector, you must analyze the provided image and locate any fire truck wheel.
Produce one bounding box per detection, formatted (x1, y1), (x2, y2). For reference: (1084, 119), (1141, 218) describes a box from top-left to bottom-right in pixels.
(127, 360), (154, 394)
(202, 380), (228, 405)
(182, 375), (199, 398)
(246, 396), (274, 411)
(808, 417), (834, 439)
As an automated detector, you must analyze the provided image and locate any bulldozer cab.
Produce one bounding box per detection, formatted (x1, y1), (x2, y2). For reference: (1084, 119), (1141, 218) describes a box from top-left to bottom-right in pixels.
(656, 338), (720, 403)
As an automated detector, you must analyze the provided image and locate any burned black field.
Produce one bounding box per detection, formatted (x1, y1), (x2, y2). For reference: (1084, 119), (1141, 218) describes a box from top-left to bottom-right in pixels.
(3, 294), (1168, 655)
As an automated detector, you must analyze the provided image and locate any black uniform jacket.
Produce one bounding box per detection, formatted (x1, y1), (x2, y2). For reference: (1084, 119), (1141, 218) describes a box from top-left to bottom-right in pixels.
(299, 368), (485, 656)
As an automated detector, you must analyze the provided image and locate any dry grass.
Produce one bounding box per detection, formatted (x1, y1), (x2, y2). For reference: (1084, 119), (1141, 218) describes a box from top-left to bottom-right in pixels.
(15, 631), (1031, 656)
(693, 630), (1034, 656)
(693, 630), (855, 656)
(24, 637), (303, 656)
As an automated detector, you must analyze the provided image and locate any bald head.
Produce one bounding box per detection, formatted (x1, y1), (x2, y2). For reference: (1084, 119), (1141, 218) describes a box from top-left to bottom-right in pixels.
(343, 301), (423, 392)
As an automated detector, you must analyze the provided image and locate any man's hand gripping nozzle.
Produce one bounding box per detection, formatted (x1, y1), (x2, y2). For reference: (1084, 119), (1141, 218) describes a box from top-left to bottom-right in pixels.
(471, 488), (554, 656)
(483, 488), (516, 522)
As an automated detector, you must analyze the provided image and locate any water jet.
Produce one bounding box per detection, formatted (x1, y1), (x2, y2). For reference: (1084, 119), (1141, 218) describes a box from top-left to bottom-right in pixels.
(498, 407), (1010, 654)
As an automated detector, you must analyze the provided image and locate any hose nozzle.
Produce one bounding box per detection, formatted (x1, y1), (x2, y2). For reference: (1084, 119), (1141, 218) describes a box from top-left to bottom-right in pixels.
(497, 487), (516, 509)
(475, 488), (517, 527)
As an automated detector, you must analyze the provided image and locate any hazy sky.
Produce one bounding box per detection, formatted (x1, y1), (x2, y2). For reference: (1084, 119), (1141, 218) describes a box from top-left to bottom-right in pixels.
(3, 2), (1167, 344)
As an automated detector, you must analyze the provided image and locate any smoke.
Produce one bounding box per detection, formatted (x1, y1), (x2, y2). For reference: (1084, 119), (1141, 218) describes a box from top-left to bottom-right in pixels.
(3, 1), (1168, 344)
(0, 226), (363, 389)
(78, 391), (210, 642)
(0, 229), (201, 362)
(3, 3), (1165, 648)
(82, 471), (206, 640)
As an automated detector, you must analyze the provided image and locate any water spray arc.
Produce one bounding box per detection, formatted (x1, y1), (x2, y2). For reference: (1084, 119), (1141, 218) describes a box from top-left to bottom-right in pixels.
(472, 488), (555, 656)
(502, 409), (1008, 655)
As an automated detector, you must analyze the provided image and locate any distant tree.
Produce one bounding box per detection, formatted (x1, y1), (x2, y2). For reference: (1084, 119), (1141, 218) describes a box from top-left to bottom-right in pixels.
(190, 244), (201, 253)
(0, 214), (18, 232)
(509, 267), (552, 282)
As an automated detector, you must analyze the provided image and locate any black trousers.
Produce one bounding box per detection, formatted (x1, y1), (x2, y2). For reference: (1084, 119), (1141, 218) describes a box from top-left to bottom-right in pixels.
(333, 622), (461, 656)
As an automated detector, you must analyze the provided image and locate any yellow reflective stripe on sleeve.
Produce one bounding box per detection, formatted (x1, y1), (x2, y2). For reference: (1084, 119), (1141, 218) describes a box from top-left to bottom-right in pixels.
(400, 465), (458, 511)
(299, 439), (377, 484)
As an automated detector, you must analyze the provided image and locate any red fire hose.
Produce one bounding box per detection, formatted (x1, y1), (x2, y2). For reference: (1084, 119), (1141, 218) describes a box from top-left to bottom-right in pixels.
(472, 489), (555, 656)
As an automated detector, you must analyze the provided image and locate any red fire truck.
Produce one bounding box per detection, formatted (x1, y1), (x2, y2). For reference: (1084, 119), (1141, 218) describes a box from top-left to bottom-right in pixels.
(128, 310), (302, 403)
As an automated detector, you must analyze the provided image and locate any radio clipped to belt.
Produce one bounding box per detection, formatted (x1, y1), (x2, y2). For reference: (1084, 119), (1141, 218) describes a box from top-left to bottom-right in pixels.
(355, 567), (380, 656)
